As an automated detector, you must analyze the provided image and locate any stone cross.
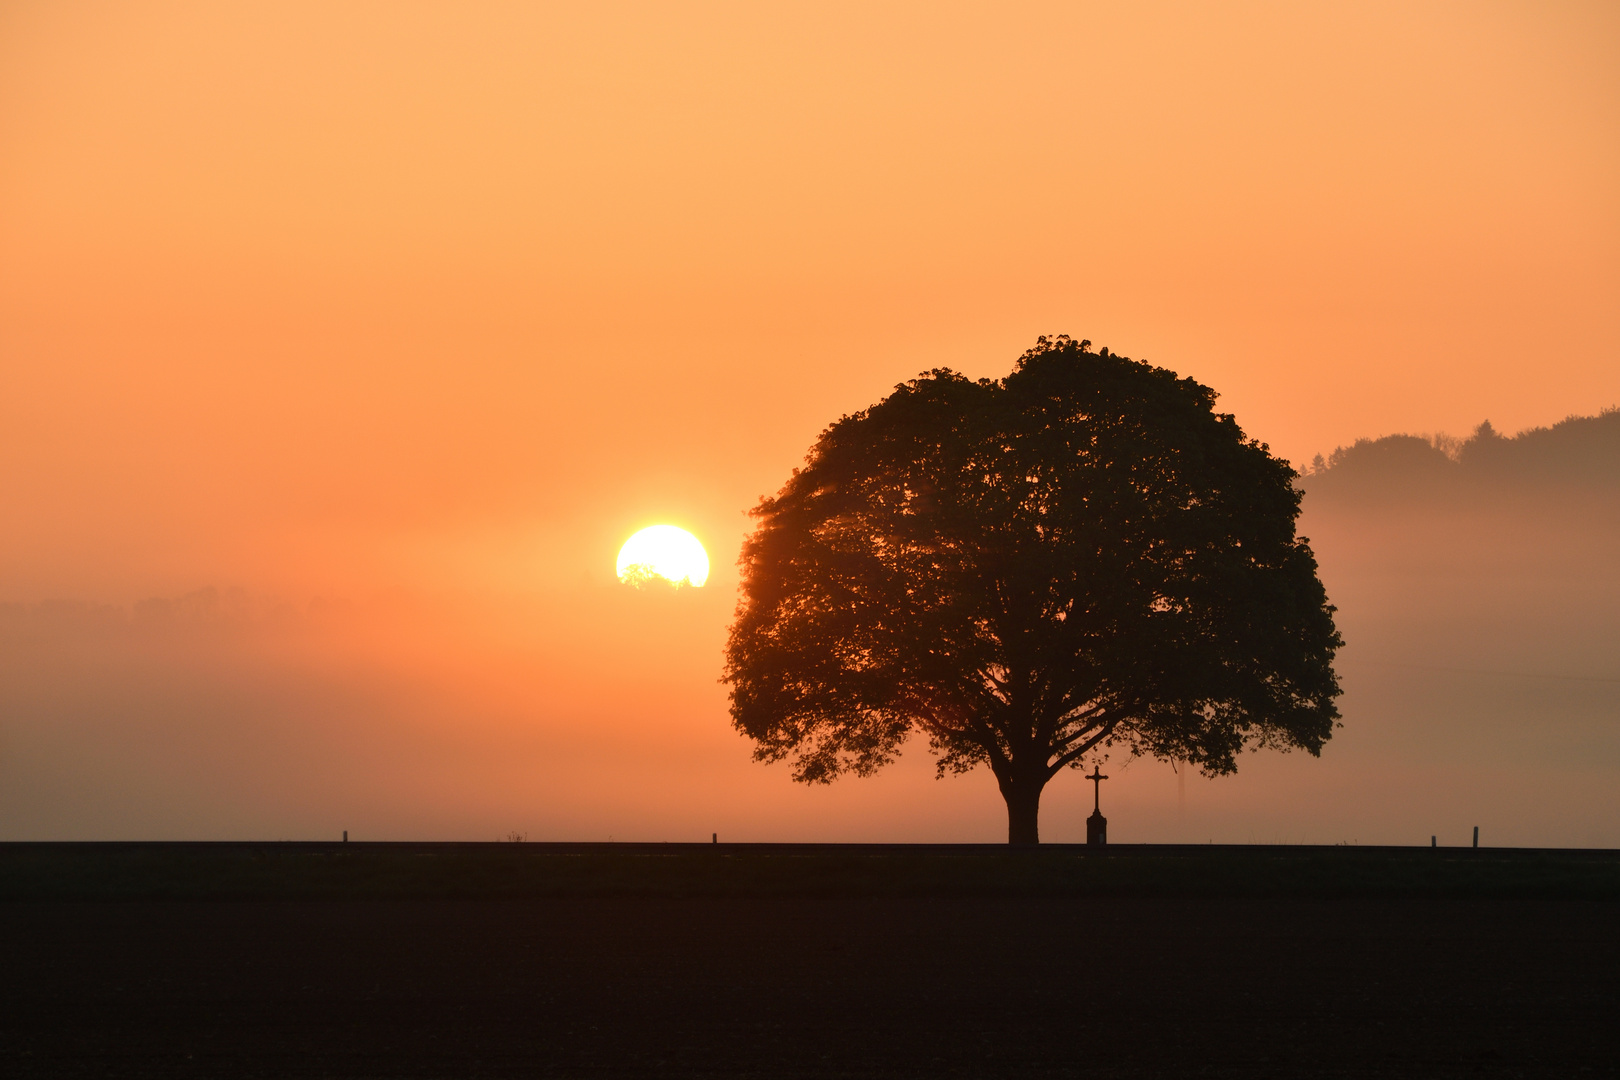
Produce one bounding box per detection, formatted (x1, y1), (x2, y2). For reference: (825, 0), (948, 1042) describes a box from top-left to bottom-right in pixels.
(1086, 765), (1108, 813)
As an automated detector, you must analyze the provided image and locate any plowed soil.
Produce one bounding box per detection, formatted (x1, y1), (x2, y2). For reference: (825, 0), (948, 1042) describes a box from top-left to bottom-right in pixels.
(2, 846), (1615, 1078)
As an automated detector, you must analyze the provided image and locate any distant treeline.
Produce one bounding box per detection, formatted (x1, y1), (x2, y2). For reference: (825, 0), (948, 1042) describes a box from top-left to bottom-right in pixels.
(1302, 408), (1620, 499)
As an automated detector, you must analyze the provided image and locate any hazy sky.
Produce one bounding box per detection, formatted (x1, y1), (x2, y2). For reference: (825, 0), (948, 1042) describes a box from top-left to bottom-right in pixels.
(2, 2), (1616, 843)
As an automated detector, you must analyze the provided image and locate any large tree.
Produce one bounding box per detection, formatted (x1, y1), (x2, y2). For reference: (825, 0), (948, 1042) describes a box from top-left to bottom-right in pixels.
(724, 336), (1342, 844)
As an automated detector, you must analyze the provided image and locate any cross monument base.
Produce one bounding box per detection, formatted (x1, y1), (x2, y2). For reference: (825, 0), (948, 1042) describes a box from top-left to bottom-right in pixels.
(1086, 810), (1107, 846)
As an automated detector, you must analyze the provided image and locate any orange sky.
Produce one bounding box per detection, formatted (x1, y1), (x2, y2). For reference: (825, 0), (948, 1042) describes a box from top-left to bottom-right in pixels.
(2, 2), (1617, 843)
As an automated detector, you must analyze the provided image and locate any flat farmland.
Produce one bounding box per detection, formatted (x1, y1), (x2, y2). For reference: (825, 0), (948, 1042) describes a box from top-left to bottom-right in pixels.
(2, 844), (1616, 1078)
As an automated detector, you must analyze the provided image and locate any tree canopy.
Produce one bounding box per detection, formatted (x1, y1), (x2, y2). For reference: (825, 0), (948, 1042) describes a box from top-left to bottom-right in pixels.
(724, 336), (1342, 843)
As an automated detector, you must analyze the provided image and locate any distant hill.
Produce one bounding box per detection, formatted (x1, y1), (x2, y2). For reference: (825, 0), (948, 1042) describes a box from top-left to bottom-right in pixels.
(1300, 408), (1620, 501)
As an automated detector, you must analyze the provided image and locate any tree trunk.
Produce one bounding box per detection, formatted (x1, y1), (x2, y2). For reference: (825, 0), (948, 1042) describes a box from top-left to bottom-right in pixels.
(1003, 778), (1044, 845)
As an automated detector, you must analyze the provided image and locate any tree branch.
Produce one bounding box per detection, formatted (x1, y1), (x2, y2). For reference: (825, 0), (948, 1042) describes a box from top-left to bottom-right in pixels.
(1046, 720), (1118, 778)
(1050, 710), (1110, 749)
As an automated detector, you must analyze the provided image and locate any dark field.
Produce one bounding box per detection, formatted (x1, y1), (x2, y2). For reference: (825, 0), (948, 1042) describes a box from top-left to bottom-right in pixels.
(3, 844), (1617, 1078)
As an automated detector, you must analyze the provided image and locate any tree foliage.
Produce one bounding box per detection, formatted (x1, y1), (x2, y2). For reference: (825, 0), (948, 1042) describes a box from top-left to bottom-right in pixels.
(724, 337), (1342, 843)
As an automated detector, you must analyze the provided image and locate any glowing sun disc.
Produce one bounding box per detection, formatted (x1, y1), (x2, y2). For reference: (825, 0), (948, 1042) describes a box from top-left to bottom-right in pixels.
(616, 525), (709, 588)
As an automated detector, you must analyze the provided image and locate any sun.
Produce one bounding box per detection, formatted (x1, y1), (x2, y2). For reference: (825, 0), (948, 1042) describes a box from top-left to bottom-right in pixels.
(616, 525), (709, 588)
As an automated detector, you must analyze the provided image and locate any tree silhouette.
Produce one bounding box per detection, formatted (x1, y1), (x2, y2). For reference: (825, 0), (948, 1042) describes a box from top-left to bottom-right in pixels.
(724, 337), (1342, 844)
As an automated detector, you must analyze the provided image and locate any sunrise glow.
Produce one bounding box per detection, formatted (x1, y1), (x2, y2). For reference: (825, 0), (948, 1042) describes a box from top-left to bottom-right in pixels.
(616, 526), (709, 588)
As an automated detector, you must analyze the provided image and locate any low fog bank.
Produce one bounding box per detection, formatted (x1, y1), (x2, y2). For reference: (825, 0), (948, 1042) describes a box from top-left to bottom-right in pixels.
(1, 412), (1616, 846)
(0, 584), (1011, 843)
(1298, 408), (1620, 675)
(1284, 409), (1620, 847)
